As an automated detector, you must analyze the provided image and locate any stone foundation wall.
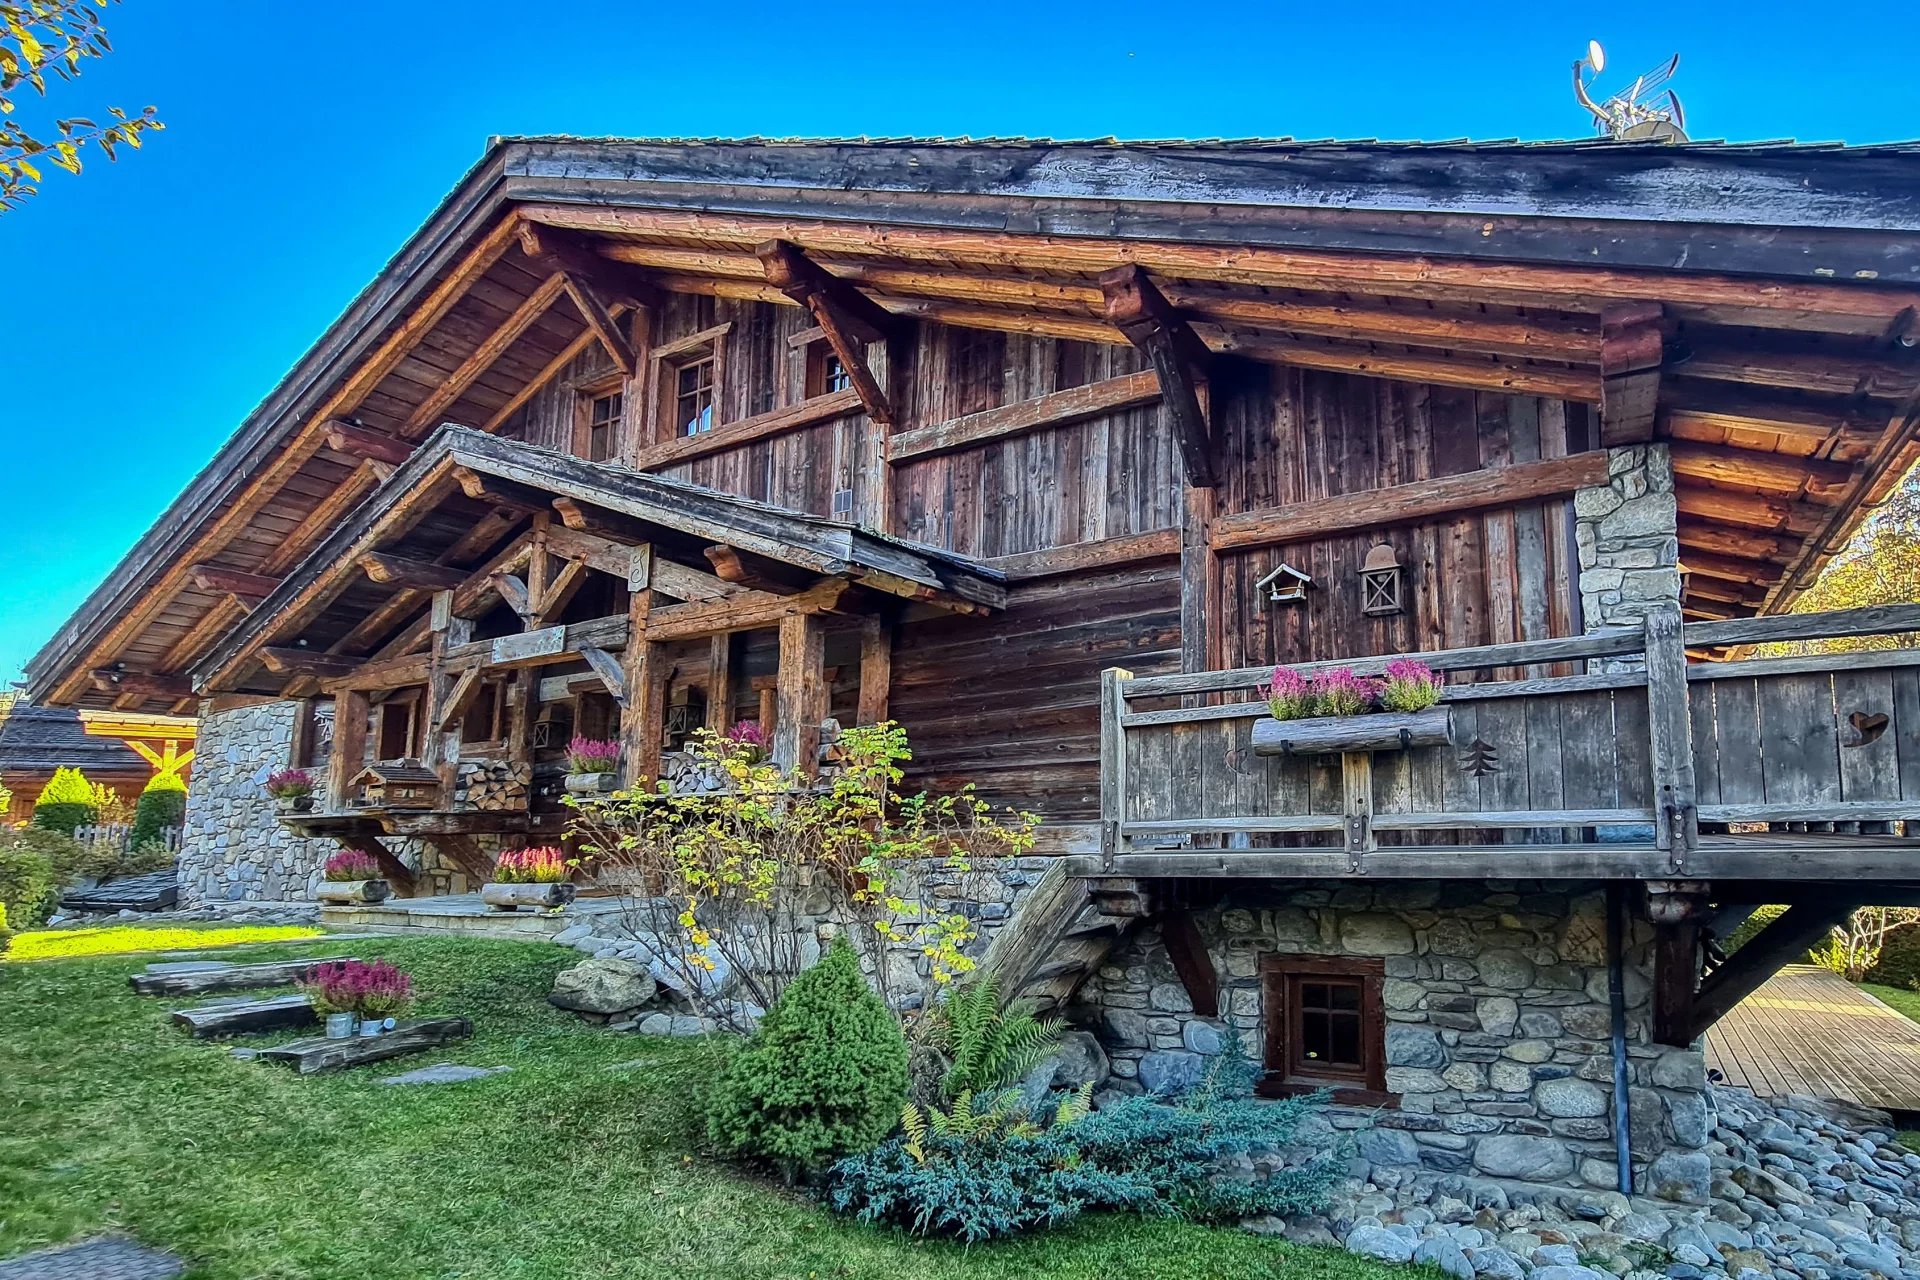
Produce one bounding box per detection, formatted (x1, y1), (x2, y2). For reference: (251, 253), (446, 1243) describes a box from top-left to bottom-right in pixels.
(1068, 879), (1711, 1202)
(180, 699), (333, 905)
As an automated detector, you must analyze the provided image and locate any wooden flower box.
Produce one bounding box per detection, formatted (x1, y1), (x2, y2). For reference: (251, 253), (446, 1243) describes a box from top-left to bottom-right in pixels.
(564, 771), (619, 796)
(480, 881), (578, 912)
(314, 879), (391, 906)
(1251, 706), (1452, 757)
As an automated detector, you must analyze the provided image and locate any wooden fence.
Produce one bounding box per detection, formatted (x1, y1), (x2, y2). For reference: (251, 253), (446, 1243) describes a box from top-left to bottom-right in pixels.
(70, 823), (185, 856)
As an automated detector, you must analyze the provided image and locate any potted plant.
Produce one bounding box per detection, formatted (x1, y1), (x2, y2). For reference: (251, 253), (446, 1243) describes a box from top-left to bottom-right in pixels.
(302, 959), (412, 1038)
(312, 849), (391, 905)
(480, 845), (578, 912)
(266, 768), (317, 813)
(564, 737), (620, 796)
(1251, 659), (1451, 757)
(724, 719), (767, 764)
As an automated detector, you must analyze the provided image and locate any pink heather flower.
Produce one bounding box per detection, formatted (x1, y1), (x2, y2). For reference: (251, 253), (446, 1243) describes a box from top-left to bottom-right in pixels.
(303, 959), (412, 1018)
(1311, 667), (1378, 718)
(566, 737), (620, 774)
(322, 850), (381, 882)
(1265, 666), (1317, 721)
(1379, 657), (1444, 713)
(726, 720), (767, 748)
(265, 768), (313, 798)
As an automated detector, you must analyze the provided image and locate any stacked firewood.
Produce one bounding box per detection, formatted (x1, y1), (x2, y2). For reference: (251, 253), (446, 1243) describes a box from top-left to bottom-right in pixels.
(456, 760), (531, 811)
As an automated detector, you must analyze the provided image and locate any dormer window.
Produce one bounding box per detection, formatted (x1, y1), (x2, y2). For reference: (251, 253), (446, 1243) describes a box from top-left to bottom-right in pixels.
(648, 324), (730, 443)
(675, 355), (716, 436)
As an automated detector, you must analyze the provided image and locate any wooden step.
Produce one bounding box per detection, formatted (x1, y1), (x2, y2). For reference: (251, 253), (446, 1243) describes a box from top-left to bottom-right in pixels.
(171, 995), (318, 1038)
(975, 864), (1138, 1012)
(257, 1018), (473, 1074)
(130, 957), (362, 997)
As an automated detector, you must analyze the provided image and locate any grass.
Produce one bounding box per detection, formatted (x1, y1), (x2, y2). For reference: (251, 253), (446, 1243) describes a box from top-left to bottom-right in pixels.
(0, 926), (1405, 1280)
(6, 924), (323, 961)
(1859, 981), (1920, 1027)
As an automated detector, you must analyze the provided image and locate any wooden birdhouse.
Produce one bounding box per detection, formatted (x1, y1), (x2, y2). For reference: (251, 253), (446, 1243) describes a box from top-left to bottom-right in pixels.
(349, 760), (443, 810)
(1360, 543), (1404, 616)
(1255, 561), (1312, 605)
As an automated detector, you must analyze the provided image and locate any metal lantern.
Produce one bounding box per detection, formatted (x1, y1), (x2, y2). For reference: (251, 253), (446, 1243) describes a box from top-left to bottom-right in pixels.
(1359, 543), (1404, 616)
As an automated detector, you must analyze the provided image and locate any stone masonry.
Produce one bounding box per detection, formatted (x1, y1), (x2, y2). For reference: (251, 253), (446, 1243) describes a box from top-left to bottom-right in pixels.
(179, 699), (333, 906)
(1576, 444), (1683, 638)
(1069, 879), (1712, 1203)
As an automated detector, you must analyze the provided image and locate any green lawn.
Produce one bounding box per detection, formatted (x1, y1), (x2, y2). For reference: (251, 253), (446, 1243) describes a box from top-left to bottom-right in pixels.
(1860, 981), (1920, 1025)
(0, 927), (1403, 1280)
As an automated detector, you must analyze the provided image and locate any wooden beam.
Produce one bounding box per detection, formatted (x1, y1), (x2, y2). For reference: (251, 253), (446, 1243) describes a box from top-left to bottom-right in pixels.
(450, 465), (545, 511)
(479, 306), (629, 435)
(1674, 484), (1824, 534)
(857, 615), (890, 726)
(1598, 303), (1666, 446)
(256, 459), (392, 578)
(756, 239), (894, 424)
(534, 559), (589, 626)
(408, 269), (584, 434)
(492, 572), (532, 620)
(158, 594), (249, 674)
(1208, 328), (1600, 402)
(358, 552), (468, 592)
(1212, 452), (1612, 552)
(645, 579), (850, 643)
(773, 611), (828, 777)
(1180, 485), (1219, 682)
(437, 665), (484, 730)
(323, 421), (416, 466)
(342, 835), (417, 897)
(578, 645), (627, 705)
(618, 586), (665, 787)
(327, 587), (427, 660)
(188, 564), (281, 601)
(1158, 911), (1220, 1018)
(703, 544), (801, 593)
(630, 387), (863, 471)
(518, 224), (662, 310)
(890, 370), (1162, 462)
(1686, 899), (1858, 1042)
(1100, 265), (1213, 487)
(89, 670), (193, 702)
(1668, 441), (1854, 501)
(329, 689), (370, 812)
(986, 529), (1181, 580)
(258, 647), (364, 677)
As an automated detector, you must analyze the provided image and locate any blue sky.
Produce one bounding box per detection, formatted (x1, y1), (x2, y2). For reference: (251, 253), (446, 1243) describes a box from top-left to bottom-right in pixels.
(1, 0), (1914, 687)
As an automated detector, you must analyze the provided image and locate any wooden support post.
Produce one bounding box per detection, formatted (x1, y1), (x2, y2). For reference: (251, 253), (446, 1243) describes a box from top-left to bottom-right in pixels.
(1643, 604), (1699, 871)
(617, 566), (666, 786)
(422, 590), (457, 791)
(1647, 881), (1710, 1047)
(756, 239), (895, 424)
(1342, 750), (1375, 874)
(1598, 303), (1666, 446)
(345, 835), (417, 897)
(328, 689), (369, 812)
(1099, 667), (1133, 870)
(1158, 911), (1219, 1017)
(1686, 898), (1859, 1043)
(773, 612), (828, 778)
(705, 633), (735, 733)
(1100, 264), (1214, 488)
(1179, 484), (1220, 696)
(857, 615), (891, 725)
(290, 697), (318, 770)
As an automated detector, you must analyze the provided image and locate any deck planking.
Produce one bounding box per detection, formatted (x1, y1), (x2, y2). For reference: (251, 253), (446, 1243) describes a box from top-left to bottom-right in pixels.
(1705, 965), (1920, 1114)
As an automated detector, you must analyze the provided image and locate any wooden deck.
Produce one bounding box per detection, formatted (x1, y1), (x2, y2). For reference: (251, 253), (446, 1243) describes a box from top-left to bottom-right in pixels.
(1705, 965), (1920, 1116)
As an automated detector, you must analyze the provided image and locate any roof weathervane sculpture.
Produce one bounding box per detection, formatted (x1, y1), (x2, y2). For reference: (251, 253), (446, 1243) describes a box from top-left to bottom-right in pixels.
(1573, 41), (1689, 142)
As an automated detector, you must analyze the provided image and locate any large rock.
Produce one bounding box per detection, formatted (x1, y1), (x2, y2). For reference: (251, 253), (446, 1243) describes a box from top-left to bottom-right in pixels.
(1339, 913), (1416, 955)
(1476, 949), (1536, 989)
(1356, 1127), (1423, 1166)
(549, 957), (656, 1015)
(646, 947), (737, 1000)
(1345, 1225), (1415, 1263)
(1536, 1077), (1609, 1119)
(1473, 1135), (1575, 1181)
(1137, 1049), (1204, 1095)
(1386, 1024), (1446, 1068)
(1045, 1030), (1111, 1090)
(1642, 1150), (1711, 1204)
(1414, 1238), (1474, 1280)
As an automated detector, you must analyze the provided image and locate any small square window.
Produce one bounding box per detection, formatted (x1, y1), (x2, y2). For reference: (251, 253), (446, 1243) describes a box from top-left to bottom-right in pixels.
(806, 339), (853, 398)
(1261, 954), (1390, 1102)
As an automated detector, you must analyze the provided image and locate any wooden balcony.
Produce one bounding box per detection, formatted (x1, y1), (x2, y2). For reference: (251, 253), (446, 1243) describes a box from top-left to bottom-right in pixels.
(1082, 604), (1920, 882)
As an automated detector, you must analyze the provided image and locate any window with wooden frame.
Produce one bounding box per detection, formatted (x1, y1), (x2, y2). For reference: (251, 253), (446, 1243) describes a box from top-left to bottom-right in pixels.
(1259, 954), (1390, 1103)
(647, 325), (729, 443)
(374, 689), (425, 762)
(805, 340), (852, 398)
(574, 377), (625, 463)
(460, 679), (509, 748)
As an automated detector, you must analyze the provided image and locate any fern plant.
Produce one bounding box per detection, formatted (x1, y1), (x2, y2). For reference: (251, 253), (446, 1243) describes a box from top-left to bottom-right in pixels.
(920, 978), (1061, 1099)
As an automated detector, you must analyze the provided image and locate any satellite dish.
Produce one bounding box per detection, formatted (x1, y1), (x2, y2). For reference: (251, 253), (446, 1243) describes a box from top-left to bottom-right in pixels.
(1588, 41), (1606, 74)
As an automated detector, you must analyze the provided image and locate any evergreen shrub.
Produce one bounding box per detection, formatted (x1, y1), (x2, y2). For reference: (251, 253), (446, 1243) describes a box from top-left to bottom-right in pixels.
(31, 766), (98, 834)
(705, 936), (909, 1180)
(129, 773), (187, 851)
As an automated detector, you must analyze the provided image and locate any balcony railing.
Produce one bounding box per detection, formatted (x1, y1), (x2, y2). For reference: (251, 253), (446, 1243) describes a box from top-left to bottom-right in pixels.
(1095, 603), (1920, 878)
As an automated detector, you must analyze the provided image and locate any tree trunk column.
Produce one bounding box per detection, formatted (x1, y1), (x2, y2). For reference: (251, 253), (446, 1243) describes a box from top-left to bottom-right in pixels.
(773, 612), (827, 778)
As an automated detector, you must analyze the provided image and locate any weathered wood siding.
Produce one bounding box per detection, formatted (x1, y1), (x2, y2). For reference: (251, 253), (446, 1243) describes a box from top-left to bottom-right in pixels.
(891, 561), (1180, 819)
(1216, 371), (1587, 668)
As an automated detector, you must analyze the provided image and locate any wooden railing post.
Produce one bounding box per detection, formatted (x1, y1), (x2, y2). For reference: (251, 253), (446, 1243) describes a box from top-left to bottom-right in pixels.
(1099, 667), (1134, 870)
(1643, 604), (1699, 871)
(1341, 751), (1376, 873)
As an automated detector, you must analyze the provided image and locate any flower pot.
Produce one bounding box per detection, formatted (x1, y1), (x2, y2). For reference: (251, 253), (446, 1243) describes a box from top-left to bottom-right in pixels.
(314, 879), (391, 906)
(480, 881), (578, 912)
(276, 794), (316, 814)
(357, 1016), (396, 1037)
(564, 771), (619, 796)
(324, 1012), (357, 1039)
(1251, 706), (1453, 757)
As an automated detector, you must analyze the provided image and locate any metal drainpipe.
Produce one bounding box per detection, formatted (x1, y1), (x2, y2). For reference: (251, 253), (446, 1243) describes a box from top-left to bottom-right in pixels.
(1607, 882), (1634, 1195)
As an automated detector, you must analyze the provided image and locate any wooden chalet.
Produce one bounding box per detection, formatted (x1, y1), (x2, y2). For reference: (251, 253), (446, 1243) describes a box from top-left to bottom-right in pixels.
(22, 137), (1920, 1180)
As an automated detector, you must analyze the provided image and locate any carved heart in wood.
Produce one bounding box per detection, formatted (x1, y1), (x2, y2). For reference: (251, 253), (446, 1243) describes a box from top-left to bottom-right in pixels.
(1847, 711), (1890, 747)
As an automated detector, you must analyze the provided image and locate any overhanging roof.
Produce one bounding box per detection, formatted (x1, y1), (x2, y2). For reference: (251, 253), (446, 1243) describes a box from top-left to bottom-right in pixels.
(27, 136), (1920, 710)
(191, 426), (1004, 693)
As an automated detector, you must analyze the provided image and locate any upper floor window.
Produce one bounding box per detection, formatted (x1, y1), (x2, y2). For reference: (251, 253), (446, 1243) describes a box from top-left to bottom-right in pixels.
(808, 344), (852, 397)
(675, 354), (716, 436)
(581, 388), (622, 462)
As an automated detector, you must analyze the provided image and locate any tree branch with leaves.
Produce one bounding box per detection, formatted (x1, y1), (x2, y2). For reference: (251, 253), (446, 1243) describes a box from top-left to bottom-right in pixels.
(1, 1), (160, 211)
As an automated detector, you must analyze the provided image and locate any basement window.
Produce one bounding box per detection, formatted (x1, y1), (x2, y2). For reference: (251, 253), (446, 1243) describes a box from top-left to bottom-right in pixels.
(1259, 954), (1390, 1103)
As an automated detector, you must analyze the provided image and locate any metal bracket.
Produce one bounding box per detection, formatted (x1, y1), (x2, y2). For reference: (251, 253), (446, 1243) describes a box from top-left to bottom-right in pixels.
(1345, 812), (1370, 874)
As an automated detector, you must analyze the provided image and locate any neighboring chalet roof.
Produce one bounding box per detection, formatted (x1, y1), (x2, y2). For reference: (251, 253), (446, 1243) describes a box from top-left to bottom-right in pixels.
(26, 135), (1920, 711)
(0, 705), (152, 775)
(190, 426), (1003, 696)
